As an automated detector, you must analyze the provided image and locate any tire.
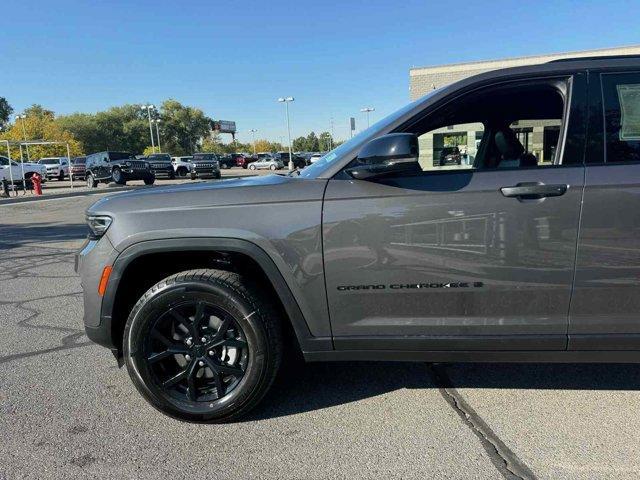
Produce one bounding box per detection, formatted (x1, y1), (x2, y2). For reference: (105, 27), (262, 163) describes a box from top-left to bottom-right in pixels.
(123, 269), (282, 423)
(177, 167), (187, 177)
(190, 173), (197, 180)
(58, 170), (65, 181)
(215, 172), (221, 179)
(144, 176), (155, 186)
(269, 164), (276, 171)
(249, 164), (256, 170)
(86, 174), (98, 188)
(112, 167), (126, 185)
(169, 170), (176, 180)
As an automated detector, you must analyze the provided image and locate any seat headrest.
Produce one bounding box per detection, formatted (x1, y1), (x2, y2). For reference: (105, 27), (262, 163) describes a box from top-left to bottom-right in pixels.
(495, 128), (525, 160)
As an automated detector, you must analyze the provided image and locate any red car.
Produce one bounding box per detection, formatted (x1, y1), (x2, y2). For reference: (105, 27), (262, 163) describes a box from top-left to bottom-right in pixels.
(70, 156), (86, 179)
(234, 154), (257, 169)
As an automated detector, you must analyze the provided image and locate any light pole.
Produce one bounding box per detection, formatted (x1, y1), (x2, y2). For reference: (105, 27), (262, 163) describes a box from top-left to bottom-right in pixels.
(16, 114), (30, 162)
(141, 105), (156, 153)
(329, 117), (334, 150)
(360, 107), (375, 129)
(277, 97), (295, 171)
(153, 119), (161, 152)
(249, 129), (257, 155)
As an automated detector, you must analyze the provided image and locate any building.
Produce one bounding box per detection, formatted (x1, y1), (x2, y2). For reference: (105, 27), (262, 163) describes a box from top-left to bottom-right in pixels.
(409, 45), (640, 170)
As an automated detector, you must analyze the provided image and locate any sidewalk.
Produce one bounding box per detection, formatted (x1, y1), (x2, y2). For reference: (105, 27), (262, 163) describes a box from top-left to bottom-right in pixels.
(0, 168), (265, 205)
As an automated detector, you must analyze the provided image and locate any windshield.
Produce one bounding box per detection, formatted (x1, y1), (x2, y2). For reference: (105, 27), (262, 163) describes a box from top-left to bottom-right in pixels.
(299, 95), (431, 178)
(73, 158), (86, 164)
(38, 159), (60, 165)
(108, 151), (134, 161)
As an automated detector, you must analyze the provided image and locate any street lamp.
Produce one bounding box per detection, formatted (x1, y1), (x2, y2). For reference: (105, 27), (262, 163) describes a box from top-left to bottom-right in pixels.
(277, 97), (295, 171)
(360, 107), (375, 129)
(16, 114), (30, 162)
(248, 129), (257, 155)
(141, 104), (156, 153)
(153, 119), (162, 152)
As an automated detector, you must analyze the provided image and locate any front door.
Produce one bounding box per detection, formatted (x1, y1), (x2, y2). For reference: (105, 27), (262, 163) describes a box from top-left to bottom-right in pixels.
(322, 76), (586, 351)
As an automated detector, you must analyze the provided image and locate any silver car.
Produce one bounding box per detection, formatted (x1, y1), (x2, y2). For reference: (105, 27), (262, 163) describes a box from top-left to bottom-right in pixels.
(248, 158), (283, 170)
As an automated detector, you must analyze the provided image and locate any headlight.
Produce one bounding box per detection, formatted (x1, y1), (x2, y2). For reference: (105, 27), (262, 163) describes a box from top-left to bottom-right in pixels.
(124, 161), (132, 167)
(86, 215), (112, 237)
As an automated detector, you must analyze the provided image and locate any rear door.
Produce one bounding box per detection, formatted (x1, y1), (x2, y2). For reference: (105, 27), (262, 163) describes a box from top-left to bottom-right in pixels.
(569, 70), (640, 350)
(323, 74), (587, 351)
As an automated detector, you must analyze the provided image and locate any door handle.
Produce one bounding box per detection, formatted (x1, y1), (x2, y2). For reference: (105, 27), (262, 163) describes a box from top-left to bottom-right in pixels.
(500, 182), (568, 200)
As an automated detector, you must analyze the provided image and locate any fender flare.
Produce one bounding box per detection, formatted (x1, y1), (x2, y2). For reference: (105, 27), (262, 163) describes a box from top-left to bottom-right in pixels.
(101, 237), (332, 353)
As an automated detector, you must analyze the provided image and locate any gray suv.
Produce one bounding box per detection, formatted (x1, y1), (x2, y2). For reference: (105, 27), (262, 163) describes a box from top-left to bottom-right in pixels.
(77, 55), (640, 422)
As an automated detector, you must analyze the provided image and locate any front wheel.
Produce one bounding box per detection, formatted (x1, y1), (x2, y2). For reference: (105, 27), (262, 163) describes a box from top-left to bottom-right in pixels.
(58, 171), (65, 181)
(86, 174), (98, 188)
(269, 164), (277, 171)
(112, 168), (126, 185)
(249, 164), (256, 170)
(123, 269), (282, 423)
(144, 176), (155, 185)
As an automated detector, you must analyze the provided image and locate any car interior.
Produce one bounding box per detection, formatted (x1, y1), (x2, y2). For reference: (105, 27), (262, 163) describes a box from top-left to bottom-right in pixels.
(408, 80), (568, 171)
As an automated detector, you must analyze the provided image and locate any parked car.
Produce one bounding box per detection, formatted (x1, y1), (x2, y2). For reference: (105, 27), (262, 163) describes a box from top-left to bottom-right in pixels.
(70, 156), (86, 180)
(190, 153), (221, 179)
(0, 156), (47, 184)
(248, 157), (284, 170)
(141, 153), (175, 179)
(438, 146), (462, 166)
(171, 156), (193, 177)
(85, 151), (154, 187)
(76, 54), (640, 423)
(218, 155), (236, 169)
(275, 151), (307, 169)
(236, 154), (257, 169)
(38, 157), (69, 180)
(309, 153), (323, 164)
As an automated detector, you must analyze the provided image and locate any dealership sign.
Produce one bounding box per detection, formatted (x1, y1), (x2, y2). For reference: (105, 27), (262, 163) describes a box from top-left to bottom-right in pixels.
(213, 120), (237, 134)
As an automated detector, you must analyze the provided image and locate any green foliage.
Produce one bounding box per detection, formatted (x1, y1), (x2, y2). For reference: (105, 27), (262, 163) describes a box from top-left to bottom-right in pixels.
(142, 146), (156, 156)
(0, 97), (13, 131)
(292, 131), (336, 152)
(160, 99), (211, 155)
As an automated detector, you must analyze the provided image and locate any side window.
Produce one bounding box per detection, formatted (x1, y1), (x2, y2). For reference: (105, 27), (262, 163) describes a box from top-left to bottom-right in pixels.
(602, 72), (640, 163)
(0, 157), (8, 166)
(415, 82), (567, 172)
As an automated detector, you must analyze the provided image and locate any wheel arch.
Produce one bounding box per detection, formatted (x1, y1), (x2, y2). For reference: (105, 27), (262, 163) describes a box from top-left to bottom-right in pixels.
(103, 238), (331, 362)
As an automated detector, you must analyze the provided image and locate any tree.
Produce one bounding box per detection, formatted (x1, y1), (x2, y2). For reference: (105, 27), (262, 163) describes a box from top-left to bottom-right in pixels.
(159, 99), (211, 155)
(0, 97), (13, 131)
(0, 110), (82, 160)
(318, 131), (333, 151)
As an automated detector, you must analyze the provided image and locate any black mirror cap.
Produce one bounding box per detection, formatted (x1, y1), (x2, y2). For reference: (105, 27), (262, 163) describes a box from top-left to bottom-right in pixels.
(357, 133), (419, 165)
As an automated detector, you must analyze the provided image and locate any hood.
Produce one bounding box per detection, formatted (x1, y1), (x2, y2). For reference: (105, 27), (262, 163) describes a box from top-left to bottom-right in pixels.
(88, 174), (325, 217)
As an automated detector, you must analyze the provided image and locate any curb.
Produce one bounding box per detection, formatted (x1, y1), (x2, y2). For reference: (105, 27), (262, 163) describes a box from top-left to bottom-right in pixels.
(0, 185), (135, 205)
(0, 174), (255, 206)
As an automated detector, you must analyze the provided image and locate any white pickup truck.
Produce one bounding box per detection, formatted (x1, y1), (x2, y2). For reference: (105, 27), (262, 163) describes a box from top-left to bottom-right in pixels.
(0, 156), (47, 184)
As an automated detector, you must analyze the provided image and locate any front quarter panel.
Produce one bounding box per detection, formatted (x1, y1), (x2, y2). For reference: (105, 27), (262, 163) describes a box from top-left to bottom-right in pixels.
(91, 177), (331, 338)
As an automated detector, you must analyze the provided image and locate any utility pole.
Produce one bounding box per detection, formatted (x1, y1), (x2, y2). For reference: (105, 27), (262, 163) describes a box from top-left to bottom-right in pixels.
(277, 97), (295, 171)
(249, 129), (257, 155)
(360, 107), (375, 129)
(154, 119), (161, 152)
(16, 114), (30, 161)
(141, 105), (156, 153)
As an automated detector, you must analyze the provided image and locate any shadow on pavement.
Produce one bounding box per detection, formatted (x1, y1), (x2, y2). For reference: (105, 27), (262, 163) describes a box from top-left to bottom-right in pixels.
(250, 360), (640, 420)
(0, 222), (87, 250)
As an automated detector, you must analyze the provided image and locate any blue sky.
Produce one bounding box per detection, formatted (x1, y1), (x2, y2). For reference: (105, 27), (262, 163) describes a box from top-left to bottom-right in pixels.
(2, 0), (639, 143)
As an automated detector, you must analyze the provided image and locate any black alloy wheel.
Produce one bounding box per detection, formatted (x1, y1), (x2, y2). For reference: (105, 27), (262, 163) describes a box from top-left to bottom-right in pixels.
(124, 269), (282, 422)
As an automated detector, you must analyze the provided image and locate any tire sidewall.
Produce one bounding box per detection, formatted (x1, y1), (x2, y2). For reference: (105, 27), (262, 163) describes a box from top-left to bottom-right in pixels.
(124, 278), (270, 422)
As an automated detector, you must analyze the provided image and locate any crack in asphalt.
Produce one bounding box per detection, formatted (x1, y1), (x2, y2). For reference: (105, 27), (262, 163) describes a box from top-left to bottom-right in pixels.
(428, 363), (537, 480)
(0, 247), (91, 365)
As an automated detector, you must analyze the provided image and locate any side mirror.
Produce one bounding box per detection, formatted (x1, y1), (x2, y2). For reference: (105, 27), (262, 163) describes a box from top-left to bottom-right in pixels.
(346, 133), (420, 180)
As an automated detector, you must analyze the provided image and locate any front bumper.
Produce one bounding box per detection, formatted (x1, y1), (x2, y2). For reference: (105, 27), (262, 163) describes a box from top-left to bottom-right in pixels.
(75, 235), (120, 349)
(121, 167), (154, 181)
(150, 164), (174, 178)
(191, 166), (221, 178)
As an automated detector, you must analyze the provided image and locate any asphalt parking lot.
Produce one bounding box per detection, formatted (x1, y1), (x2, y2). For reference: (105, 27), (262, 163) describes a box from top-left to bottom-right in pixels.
(1, 193), (640, 479)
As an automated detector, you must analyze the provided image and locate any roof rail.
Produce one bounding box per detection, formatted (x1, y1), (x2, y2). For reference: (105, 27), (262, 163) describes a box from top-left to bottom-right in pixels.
(548, 54), (640, 63)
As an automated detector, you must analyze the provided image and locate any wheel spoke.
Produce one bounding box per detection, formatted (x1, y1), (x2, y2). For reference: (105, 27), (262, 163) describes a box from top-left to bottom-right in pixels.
(151, 330), (174, 347)
(147, 345), (189, 364)
(192, 302), (206, 331)
(204, 357), (226, 398)
(222, 338), (247, 349)
(214, 362), (244, 377)
(162, 368), (188, 388)
(186, 361), (199, 401)
(211, 315), (232, 342)
(170, 308), (195, 336)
